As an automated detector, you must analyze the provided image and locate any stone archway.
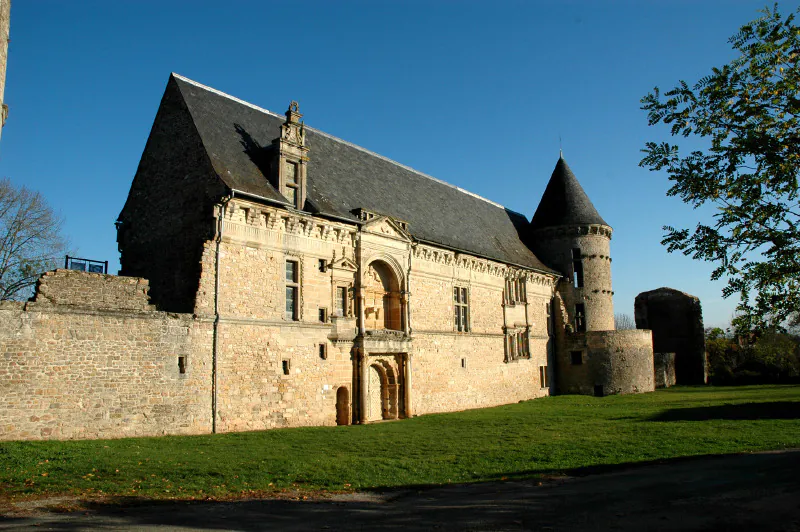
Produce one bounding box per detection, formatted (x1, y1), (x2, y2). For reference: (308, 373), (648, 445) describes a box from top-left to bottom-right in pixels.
(336, 387), (350, 426)
(378, 359), (400, 419)
(367, 364), (387, 421)
(363, 260), (402, 331)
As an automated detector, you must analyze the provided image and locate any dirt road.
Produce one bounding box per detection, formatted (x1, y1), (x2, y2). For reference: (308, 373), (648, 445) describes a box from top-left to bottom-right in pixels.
(2, 450), (799, 531)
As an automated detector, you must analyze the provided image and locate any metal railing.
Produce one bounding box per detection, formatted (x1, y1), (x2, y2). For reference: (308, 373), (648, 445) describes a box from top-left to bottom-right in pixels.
(64, 255), (108, 274)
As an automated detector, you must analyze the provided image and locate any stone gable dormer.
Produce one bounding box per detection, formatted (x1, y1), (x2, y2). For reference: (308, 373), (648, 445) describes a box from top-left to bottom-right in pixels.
(271, 101), (309, 210)
(361, 214), (412, 243)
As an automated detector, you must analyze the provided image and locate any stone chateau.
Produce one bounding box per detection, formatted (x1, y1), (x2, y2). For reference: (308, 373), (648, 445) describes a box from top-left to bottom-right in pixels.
(0, 74), (655, 440)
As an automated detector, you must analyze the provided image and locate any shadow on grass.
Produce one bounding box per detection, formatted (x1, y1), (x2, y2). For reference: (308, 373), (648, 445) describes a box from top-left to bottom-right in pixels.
(649, 401), (800, 422)
(4, 450), (800, 531)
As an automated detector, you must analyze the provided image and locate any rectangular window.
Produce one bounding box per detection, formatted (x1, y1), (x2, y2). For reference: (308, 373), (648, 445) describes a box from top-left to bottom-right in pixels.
(461, 357), (467, 369)
(505, 278), (527, 304)
(509, 330), (528, 359)
(454, 286), (469, 332)
(572, 248), (584, 288)
(539, 365), (548, 388)
(286, 260), (297, 282)
(546, 301), (553, 336)
(575, 303), (586, 332)
(284, 162), (300, 208)
(318, 258), (327, 273)
(178, 356), (187, 374)
(286, 162), (298, 184)
(319, 308), (328, 323)
(570, 351), (583, 365)
(335, 286), (347, 317)
(282, 359), (291, 375)
(319, 343), (327, 360)
(286, 186), (298, 208)
(285, 260), (299, 321)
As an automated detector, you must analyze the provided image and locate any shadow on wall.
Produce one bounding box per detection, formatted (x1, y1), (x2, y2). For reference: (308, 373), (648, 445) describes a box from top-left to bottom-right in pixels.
(649, 401), (800, 422)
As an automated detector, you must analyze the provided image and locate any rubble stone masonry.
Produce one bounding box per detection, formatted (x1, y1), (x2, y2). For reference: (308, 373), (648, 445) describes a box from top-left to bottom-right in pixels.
(0, 271), (212, 441)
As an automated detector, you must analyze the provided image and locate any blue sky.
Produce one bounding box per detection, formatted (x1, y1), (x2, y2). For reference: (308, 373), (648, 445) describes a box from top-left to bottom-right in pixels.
(2, 0), (795, 327)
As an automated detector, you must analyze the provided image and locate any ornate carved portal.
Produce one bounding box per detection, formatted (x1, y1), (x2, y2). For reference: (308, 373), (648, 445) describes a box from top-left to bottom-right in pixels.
(365, 356), (404, 422)
(362, 261), (402, 331)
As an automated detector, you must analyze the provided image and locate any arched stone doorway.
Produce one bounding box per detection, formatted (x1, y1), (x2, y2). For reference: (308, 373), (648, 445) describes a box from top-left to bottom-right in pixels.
(363, 261), (402, 331)
(367, 364), (386, 421)
(335, 387), (350, 426)
(366, 359), (403, 421)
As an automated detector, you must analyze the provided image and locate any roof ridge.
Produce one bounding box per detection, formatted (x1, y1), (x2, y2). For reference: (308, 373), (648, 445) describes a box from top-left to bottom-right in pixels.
(170, 72), (521, 215)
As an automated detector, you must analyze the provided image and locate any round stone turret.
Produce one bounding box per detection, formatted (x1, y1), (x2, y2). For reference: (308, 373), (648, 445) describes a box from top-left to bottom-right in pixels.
(529, 157), (614, 331)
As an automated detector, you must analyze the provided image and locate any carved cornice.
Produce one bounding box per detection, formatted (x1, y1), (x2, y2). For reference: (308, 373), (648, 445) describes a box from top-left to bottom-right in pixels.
(224, 202), (357, 247)
(411, 244), (557, 287)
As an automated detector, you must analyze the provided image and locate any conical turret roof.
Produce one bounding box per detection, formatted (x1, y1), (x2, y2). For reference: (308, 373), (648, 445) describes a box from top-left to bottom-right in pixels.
(530, 157), (608, 230)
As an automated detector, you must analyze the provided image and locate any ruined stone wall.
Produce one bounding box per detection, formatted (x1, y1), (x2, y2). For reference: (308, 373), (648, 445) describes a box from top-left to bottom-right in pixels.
(558, 329), (654, 395)
(654, 352), (677, 389)
(635, 287), (707, 385)
(117, 77), (227, 312)
(0, 272), (212, 441)
(32, 269), (155, 311)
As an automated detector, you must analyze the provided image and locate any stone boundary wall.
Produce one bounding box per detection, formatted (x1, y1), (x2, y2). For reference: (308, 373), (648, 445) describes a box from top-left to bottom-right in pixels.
(0, 271), (211, 441)
(33, 269), (155, 312)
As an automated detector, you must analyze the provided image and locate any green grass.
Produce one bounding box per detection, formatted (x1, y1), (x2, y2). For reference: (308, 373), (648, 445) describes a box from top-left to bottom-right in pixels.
(1, 385), (799, 500)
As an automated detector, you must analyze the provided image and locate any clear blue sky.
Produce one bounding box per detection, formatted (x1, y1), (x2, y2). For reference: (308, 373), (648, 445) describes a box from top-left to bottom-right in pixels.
(2, 0), (795, 328)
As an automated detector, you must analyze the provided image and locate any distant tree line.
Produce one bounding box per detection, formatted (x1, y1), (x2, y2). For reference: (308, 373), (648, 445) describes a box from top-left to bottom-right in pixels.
(706, 326), (800, 385)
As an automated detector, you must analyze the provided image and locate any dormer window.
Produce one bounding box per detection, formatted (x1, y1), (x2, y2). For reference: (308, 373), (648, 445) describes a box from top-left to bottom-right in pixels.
(284, 162), (300, 208)
(272, 101), (309, 211)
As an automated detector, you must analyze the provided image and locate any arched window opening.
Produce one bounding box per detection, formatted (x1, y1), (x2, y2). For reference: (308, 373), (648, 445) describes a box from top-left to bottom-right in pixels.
(363, 261), (402, 331)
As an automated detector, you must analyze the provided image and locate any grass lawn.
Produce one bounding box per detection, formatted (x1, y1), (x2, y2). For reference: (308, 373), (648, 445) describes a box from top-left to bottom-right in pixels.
(1, 385), (799, 501)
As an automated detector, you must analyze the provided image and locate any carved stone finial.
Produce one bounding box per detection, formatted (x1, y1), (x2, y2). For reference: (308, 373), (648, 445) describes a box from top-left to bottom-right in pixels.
(286, 101), (303, 124)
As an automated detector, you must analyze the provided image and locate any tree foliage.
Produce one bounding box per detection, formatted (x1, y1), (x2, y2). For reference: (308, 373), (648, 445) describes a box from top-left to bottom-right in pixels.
(641, 5), (800, 333)
(705, 326), (800, 384)
(0, 178), (68, 300)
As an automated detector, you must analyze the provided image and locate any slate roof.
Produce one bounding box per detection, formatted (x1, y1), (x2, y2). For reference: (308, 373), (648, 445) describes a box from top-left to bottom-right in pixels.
(530, 157), (609, 230)
(170, 74), (556, 273)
